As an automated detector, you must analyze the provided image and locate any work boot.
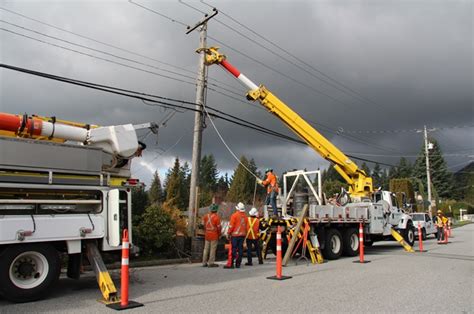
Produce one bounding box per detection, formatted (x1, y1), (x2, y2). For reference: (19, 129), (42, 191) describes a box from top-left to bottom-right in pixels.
(202, 264), (208, 267)
(258, 261), (263, 265)
(245, 262), (253, 266)
(235, 264), (241, 268)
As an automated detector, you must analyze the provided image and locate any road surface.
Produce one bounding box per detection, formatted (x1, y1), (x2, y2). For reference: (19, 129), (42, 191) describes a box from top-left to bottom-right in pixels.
(1, 224), (473, 313)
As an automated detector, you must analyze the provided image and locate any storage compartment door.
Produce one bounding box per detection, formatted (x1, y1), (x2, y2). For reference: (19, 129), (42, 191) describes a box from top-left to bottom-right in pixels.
(107, 189), (120, 247)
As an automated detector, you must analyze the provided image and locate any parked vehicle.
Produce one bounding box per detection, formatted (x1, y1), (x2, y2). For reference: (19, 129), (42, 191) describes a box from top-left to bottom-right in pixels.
(410, 212), (438, 240)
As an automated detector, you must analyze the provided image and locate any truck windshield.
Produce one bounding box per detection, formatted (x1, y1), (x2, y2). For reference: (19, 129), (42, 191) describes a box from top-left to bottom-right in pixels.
(411, 214), (424, 221)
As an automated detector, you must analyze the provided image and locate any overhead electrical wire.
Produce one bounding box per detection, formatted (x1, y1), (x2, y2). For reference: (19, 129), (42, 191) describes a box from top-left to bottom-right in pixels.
(2, 16), (393, 154)
(1, 63), (396, 167)
(183, 0), (385, 112)
(0, 6), (241, 93)
(127, 0), (406, 154)
(200, 0), (385, 111)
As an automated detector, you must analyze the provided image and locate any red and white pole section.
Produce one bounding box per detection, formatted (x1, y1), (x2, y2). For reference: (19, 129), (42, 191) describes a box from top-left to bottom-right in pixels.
(220, 60), (259, 91)
(276, 226), (283, 279)
(0, 112), (88, 142)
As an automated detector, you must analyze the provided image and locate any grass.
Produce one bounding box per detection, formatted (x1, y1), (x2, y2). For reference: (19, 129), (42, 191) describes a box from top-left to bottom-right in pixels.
(452, 220), (472, 228)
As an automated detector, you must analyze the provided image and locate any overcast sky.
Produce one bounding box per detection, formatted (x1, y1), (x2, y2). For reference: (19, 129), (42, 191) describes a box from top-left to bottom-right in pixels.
(1, 0), (473, 186)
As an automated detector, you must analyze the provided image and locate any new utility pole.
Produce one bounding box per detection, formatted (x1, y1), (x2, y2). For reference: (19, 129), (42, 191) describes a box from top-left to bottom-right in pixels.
(423, 125), (433, 217)
(186, 9), (218, 236)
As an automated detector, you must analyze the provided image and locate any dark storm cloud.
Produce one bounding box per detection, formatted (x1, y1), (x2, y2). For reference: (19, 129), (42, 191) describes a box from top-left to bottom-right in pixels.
(1, 0), (472, 185)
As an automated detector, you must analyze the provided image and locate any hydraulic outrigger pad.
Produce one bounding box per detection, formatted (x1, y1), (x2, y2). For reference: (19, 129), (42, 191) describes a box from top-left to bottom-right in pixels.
(86, 242), (120, 304)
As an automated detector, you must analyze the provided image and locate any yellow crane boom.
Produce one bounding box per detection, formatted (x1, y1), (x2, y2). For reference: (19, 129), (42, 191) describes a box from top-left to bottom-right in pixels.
(201, 47), (373, 198)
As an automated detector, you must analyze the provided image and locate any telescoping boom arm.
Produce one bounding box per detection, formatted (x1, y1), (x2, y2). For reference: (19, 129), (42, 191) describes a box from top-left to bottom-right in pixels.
(201, 47), (373, 198)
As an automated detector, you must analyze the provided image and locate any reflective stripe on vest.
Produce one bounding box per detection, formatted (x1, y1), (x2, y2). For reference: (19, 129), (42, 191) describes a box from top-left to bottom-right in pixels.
(205, 214), (216, 232)
(232, 215), (246, 236)
(246, 217), (257, 239)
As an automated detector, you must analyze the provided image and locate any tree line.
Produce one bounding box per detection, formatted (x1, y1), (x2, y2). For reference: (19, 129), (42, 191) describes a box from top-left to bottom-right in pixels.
(131, 137), (472, 256)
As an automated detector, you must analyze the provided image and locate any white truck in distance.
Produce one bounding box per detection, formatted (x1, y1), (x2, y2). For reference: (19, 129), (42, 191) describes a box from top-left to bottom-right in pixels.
(410, 212), (438, 239)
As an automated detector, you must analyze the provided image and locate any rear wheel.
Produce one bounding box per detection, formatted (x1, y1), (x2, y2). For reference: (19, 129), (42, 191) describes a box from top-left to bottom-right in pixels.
(402, 223), (416, 247)
(342, 228), (359, 256)
(0, 244), (60, 303)
(322, 228), (343, 260)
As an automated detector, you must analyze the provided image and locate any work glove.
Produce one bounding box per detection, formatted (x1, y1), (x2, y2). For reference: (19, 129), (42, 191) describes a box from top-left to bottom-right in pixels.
(256, 178), (263, 185)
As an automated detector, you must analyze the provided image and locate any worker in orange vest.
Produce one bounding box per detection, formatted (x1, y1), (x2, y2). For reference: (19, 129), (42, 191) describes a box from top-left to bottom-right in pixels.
(257, 168), (279, 217)
(202, 204), (221, 267)
(225, 202), (247, 269)
(245, 207), (263, 266)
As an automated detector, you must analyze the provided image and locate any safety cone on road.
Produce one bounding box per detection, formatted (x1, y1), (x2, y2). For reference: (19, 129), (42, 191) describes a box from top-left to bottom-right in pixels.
(417, 223), (427, 252)
(223, 240), (233, 269)
(353, 222), (370, 263)
(267, 226), (292, 280)
(107, 229), (143, 311)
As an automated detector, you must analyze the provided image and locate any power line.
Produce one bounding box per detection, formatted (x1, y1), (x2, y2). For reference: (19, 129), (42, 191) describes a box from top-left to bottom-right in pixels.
(125, 0), (402, 154)
(1, 62), (395, 167)
(0, 6), (241, 93)
(200, 0), (384, 111)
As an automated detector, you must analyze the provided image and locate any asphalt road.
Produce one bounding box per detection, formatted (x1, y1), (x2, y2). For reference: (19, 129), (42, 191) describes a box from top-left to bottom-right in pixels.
(1, 224), (473, 313)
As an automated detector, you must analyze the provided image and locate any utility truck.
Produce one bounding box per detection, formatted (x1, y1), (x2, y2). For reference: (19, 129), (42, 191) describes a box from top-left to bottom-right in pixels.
(0, 112), (157, 302)
(201, 47), (416, 260)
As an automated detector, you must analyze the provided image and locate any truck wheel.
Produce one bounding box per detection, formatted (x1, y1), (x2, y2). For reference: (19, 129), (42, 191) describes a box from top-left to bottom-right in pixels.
(322, 228), (343, 260)
(422, 228), (427, 241)
(402, 223), (416, 247)
(342, 228), (359, 256)
(0, 244), (61, 303)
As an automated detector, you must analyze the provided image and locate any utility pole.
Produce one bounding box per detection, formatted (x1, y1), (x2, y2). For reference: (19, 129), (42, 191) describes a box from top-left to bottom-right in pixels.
(424, 125), (433, 217)
(186, 9), (218, 236)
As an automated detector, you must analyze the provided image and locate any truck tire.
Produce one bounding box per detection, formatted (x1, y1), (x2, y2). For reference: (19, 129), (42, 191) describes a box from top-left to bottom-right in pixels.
(0, 244), (61, 303)
(322, 228), (343, 260)
(401, 223), (416, 247)
(342, 228), (359, 256)
(422, 228), (427, 241)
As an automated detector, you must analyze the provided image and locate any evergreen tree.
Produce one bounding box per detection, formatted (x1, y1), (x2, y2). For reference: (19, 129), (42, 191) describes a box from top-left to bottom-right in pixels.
(164, 158), (187, 210)
(413, 138), (453, 198)
(180, 162), (191, 208)
(227, 156), (258, 203)
(453, 162), (474, 202)
(388, 166), (399, 181)
(131, 185), (149, 225)
(198, 155), (219, 206)
(397, 157), (413, 178)
(148, 171), (164, 204)
(322, 165), (345, 183)
(360, 162), (371, 176)
(372, 163), (383, 188)
(380, 168), (389, 190)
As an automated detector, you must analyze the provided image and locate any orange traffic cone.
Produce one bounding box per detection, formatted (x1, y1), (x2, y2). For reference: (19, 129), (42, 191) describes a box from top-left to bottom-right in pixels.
(224, 240), (234, 269)
(267, 226), (292, 280)
(107, 229), (143, 310)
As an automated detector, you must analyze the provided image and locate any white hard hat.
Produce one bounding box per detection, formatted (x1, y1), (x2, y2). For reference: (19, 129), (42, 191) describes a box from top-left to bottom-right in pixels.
(235, 202), (246, 212)
(249, 207), (258, 216)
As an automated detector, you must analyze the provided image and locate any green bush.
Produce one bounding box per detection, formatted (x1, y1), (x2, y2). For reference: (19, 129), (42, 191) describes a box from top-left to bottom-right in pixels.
(135, 204), (177, 256)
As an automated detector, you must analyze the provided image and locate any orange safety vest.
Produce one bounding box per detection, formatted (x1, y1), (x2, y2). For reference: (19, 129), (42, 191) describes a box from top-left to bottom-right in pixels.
(203, 213), (221, 241)
(246, 217), (260, 240)
(262, 172), (279, 194)
(229, 211), (247, 237)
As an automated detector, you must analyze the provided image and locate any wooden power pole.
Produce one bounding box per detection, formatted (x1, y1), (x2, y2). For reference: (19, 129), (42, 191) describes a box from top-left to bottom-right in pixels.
(186, 9), (218, 236)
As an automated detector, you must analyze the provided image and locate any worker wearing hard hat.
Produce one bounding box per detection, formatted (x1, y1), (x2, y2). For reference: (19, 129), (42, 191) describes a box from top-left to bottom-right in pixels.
(257, 168), (279, 217)
(245, 208), (263, 266)
(225, 202), (248, 269)
(435, 210), (449, 243)
(202, 204), (222, 267)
